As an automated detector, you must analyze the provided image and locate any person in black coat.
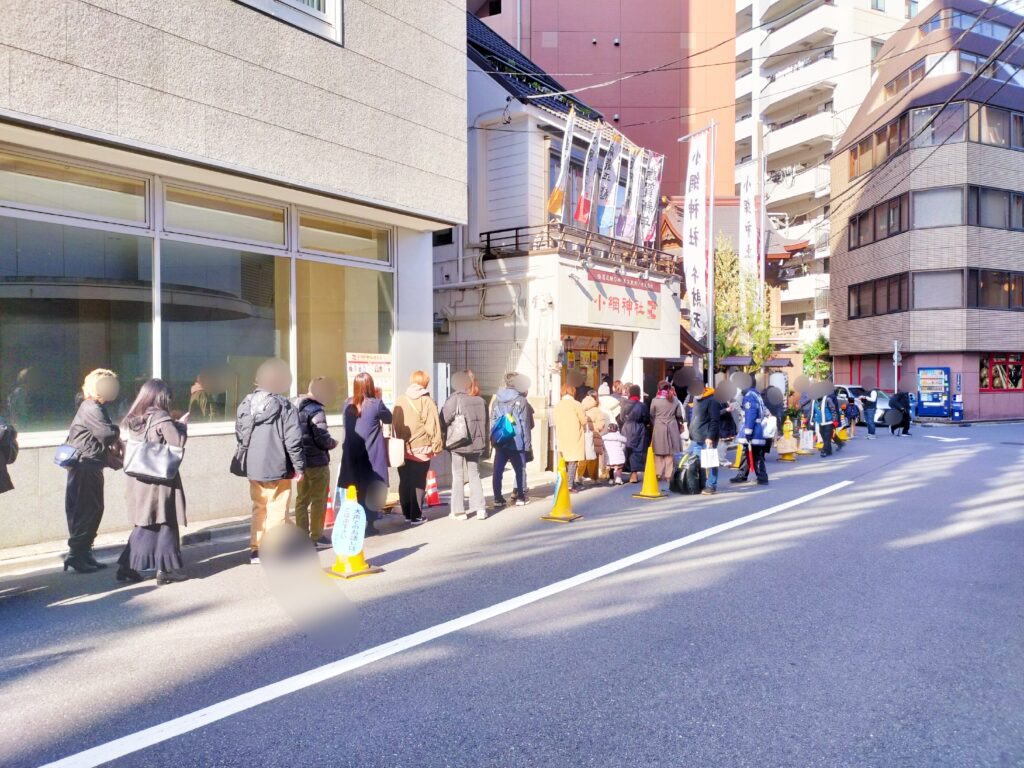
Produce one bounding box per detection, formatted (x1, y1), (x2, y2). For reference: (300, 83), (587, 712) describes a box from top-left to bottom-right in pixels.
(0, 415), (17, 495)
(619, 384), (650, 483)
(64, 369), (121, 574)
(689, 387), (722, 494)
(292, 378), (338, 545)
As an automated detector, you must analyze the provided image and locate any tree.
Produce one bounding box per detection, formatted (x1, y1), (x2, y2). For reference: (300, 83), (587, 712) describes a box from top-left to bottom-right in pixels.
(801, 333), (832, 379)
(712, 235), (773, 373)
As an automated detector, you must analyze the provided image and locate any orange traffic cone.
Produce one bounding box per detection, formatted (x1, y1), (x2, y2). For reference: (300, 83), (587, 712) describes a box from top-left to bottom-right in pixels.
(424, 470), (441, 507)
(323, 487), (336, 529)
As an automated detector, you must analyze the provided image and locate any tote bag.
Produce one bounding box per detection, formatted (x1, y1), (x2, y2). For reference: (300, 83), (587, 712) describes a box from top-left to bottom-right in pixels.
(584, 425), (597, 461)
(383, 424), (406, 468)
(124, 416), (184, 482)
(445, 398), (471, 450)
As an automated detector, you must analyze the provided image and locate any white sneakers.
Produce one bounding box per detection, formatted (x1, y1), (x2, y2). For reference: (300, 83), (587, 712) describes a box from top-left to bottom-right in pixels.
(476, 509), (487, 520)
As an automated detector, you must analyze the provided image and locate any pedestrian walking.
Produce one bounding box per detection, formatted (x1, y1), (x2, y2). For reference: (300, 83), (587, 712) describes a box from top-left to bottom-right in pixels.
(292, 377), (338, 545)
(730, 383), (769, 485)
(827, 388), (845, 452)
(393, 371), (443, 526)
(116, 378), (189, 585)
(650, 380), (683, 489)
(441, 370), (488, 520)
(812, 392), (840, 457)
(0, 414), (18, 495)
(338, 371), (392, 537)
(889, 390), (913, 436)
(602, 423), (627, 485)
(554, 384), (587, 492)
(689, 385), (721, 495)
(860, 387), (879, 439)
(580, 392), (607, 482)
(235, 359), (305, 564)
(619, 384), (650, 484)
(62, 369), (122, 574)
(489, 372), (533, 507)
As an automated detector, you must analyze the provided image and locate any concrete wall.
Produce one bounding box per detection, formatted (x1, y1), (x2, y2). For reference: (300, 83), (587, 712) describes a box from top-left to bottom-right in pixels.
(0, 0), (467, 224)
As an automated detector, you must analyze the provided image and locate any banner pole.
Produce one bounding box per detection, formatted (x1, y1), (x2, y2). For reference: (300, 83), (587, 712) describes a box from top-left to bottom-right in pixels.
(707, 120), (717, 382)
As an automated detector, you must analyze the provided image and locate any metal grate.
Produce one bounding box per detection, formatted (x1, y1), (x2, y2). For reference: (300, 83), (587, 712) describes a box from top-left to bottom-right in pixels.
(434, 340), (543, 399)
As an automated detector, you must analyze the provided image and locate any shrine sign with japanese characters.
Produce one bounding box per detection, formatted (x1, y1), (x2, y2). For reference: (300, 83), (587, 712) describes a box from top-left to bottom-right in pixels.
(584, 268), (661, 329)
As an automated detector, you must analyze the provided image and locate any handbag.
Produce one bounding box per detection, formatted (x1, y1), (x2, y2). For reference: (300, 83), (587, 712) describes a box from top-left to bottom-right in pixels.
(124, 416), (184, 482)
(700, 447), (720, 468)
(762, 414), (778, 439)
(444, 397), (471, 451)
(106, 441), (125, 471)
(53, 443), (80, 469)
(387, 435), (406, 467)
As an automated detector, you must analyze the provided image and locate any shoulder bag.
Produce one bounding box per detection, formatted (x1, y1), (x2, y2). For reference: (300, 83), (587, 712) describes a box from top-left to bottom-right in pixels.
(444, 396), (471, 450)
(230, 405), (254, 478)
(53, 442), (80, 469)
(124, 416), (184, 482)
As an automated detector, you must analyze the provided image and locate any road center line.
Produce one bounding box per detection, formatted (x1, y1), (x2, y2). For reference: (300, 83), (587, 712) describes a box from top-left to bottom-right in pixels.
(41, 480), (852, 768)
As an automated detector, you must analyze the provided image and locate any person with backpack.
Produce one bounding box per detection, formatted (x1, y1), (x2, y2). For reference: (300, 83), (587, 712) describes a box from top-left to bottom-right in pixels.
(689, 385), (721, 495)
(62, 369), (122, 574)
(812, 391), (840, 457)
(730, 383), (769, 485)
(441, 370), (488, 520)
(0, 414), (18, 495)
(338, 371), (392, 537)
(292, 377), (338, 545)
(116, 378), (189, 585)
(234, 358), (305, 564)
(489, 372), (533, 507)
(393, 370), (443, 526)
(619, 384), (650, 484)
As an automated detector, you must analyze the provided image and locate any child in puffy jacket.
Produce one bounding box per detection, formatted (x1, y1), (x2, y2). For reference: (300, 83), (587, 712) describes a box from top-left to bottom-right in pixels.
(602, 423), (627, 486)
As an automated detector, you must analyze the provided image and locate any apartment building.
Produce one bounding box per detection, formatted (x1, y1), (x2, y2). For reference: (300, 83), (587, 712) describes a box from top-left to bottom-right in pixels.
(736, 0), (911, 348)
(471, 0), (737, 198)
(829, 0), (1024, 421)
(0, 0), (467, 546)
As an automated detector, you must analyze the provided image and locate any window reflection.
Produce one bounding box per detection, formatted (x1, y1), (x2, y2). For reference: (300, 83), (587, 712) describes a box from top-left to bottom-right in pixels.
(0, 216), (151, 431)
(160, 240), (290, 420)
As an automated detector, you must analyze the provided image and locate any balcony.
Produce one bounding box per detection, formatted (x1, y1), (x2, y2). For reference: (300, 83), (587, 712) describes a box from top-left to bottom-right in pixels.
(735, 69), (754, 101)
(814, 286), (830, 320)
(762, 2), (838, 65)
(478, 223), (678, 275)
(781, 273), (829, 303)
(735, 112), (754, 144)
(765, 163), (830, 208)
(761, 53), (839, 114)
(763, 110), (835, 159)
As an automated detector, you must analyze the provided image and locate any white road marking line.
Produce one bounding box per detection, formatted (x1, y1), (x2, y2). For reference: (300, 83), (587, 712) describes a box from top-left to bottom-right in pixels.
(40, 480), (852, 768)
(923, 436), (970, 443)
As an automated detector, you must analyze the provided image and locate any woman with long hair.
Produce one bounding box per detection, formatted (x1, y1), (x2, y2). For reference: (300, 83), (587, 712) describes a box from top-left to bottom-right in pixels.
(337, 372), (392, 537)
(116, 378), (189, 584)
(393, 370), (442, 525)
(63, 369), (121, 573)
(650, 379), (683, 489)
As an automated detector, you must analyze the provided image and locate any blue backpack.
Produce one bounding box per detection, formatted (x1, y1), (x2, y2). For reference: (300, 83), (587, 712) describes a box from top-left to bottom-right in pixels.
(490, 399), (520, 446)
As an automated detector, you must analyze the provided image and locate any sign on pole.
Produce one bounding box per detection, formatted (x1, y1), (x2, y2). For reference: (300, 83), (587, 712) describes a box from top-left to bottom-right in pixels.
(682, 132), (709, 343)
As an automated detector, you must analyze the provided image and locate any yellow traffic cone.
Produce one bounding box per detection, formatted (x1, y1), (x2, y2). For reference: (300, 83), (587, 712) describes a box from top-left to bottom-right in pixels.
(632, 445), (665, 500)
(327, 485), (384, 579)
(777, 418), (797, 462)
(732, 443), (745, 469)
(542, 457), (582, 523)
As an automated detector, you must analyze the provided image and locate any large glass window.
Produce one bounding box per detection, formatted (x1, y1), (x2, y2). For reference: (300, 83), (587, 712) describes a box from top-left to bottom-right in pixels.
(970, 105), (1010, 147)
(912, 187), (963, 228)
(981, 353), (1024, 391)
(298, 212), (389, 262)
(911, 103), (966, 148)
(0, 216), (152, 431)
(977, 188), (1010, 228)
(913, 270), (962, 309)
(160, 240), (290, 421)
(164, 186), (286, 246)
(295, 259), (394, 416)
(0, 149), (147, 223)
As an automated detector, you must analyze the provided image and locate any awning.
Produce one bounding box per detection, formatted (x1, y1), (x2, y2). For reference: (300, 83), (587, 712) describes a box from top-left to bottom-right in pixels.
(679, 327), (710, 355)
(720, 355), (754, 367)
(763, 357), (794, 368)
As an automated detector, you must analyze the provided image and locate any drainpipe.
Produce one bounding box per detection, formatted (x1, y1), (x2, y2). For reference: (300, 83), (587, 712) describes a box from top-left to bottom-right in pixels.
(517, 0), (522, 51)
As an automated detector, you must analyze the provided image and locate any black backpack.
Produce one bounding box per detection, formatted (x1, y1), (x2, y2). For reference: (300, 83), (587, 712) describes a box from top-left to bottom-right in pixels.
(0, 418), (18, 465)
(670, 452), (702, 495)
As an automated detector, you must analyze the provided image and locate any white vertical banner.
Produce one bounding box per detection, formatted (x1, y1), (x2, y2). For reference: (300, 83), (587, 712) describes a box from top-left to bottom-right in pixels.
(639, 152), (665, 244)
(546, 106), (577, 221)
(574, 121), (604, 225)
(682, 132), (709, 343)
(617, 149), (647, 242)
(738, 160), (761, 302)
(596, 131), (624, 233)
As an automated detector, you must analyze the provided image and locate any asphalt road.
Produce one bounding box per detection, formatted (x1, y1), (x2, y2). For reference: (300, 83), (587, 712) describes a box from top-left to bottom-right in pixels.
(2, 423), (1023, 767)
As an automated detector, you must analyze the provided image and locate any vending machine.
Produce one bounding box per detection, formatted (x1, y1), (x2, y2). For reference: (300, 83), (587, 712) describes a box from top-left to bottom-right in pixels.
(916, 367), (951, 418)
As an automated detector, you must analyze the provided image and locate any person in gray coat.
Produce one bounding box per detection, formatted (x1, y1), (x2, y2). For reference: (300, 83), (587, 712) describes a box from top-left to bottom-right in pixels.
(235, 359), (305, 564)
(116, 379), (188, 585)
(441, 370), (489, 520)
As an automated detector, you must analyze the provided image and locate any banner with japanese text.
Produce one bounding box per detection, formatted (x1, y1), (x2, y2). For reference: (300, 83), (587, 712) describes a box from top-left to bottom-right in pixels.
(596, 131), (624, 233)
(738, 160), (761, 300)
(682, 132), (709, 343)
(638, 152), (665, 244)
(574, 121), (604, 225)
(616, 149), (646, 241)
(585, 269), (661, 329)
(546, 106), (576, 221)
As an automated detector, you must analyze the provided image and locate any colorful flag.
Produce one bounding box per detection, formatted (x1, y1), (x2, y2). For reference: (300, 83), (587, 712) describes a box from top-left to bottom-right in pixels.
(683, 132), (708, 343)
(616, 149), (646, 241)
(638, 152), (665, 244)
(546, 106), (577, 221)
(574, 121), (604, 225)
(738, 160), (761, 301)
(596, 131), (624, 233)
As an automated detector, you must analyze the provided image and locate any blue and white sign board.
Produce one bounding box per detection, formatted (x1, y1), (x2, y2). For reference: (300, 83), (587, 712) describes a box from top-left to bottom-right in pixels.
(332, 488), (366, 557)
(917, 367), (950, 418)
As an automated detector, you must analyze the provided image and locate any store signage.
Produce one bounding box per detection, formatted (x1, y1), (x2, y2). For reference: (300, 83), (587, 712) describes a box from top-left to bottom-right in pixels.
(346, 352), (394, 406)
(585, 268), (661, 329)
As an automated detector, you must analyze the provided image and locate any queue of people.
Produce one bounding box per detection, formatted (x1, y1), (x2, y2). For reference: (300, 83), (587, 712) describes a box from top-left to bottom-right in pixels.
(48, 360), (893, 585)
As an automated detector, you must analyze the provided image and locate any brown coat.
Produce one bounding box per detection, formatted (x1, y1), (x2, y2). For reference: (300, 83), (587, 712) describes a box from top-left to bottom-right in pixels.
(393, 386), (443, 461)
(554, 395), (587, 462)
(124, 409), (187, 527)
